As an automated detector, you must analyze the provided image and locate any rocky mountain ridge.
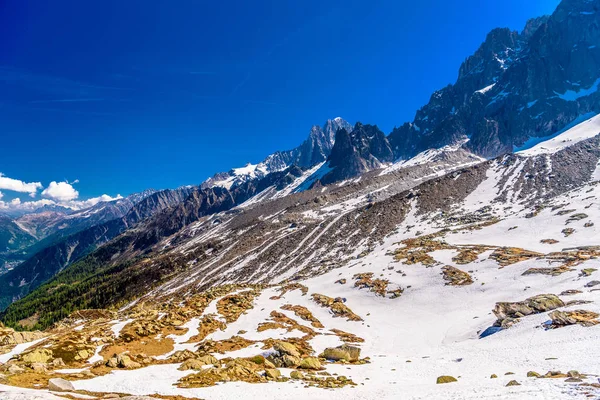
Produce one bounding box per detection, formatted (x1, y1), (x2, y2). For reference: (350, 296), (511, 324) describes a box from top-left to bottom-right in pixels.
(202, 118), (352, 190)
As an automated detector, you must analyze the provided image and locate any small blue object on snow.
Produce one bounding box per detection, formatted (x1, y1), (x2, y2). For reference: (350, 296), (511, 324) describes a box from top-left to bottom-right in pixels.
(542, 320), (553, 330)
(479, 326), (502, 339)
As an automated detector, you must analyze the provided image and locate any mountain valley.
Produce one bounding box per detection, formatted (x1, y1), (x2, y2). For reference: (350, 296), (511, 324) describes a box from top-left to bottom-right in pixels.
(1, 1), (600, 399)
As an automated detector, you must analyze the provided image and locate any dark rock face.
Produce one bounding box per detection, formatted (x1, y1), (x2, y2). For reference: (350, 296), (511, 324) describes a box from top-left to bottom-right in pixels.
(389, 0), (600, 160)
(321, 123), (394, 184)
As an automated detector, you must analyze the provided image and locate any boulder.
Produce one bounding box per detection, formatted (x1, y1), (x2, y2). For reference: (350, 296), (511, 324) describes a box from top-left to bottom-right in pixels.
(549, 310), (599, 327)
(29, 363), (47, 373)
(48, 378), (75, 392)
(320, 345), (361, 362)
(0, 330), (46, 346)
(21, 348), (53, 364)
(169, 349), (196, 362)
(179, 359), (206, 371)
(298, 357), (322, 370)
(107, 353), (142, 369)
(441, 266), (473, 286)
(7, 364), (26, 374)
(265, 368), (281, 379)
(106, 357), (118, 368)
(506, 380), (521, 386)
(436, 375), (457, 384)
(274, 341), (300, 358)
(290, 370), (304, 379)
(117, 354), (141, 369)
(281, 355), (301, 368)
(567, 370), (582, 378)
(320, 347), (350, 361)
(51, 358), (66, 367)
(493, 294), (564, 325)
(198, 355), (218, 365)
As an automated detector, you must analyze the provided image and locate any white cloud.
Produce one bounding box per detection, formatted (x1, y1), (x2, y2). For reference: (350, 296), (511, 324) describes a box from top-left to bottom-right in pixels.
(41, 181), (79, 202)
(65, 194), (123, 210)
(0, 193), (124, 213)
(0, 173), (42, 196)
(0, 198), (56, 212)
(0, 177), (123, 214)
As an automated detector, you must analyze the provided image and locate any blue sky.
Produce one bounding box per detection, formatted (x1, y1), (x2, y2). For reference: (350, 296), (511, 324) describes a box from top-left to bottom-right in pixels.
(0, 0), (560, 209)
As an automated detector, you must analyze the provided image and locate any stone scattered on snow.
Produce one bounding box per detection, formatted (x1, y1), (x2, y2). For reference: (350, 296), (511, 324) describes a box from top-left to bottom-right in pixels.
(48, 378), (75, 392)
(436, 375), (457, 384)
(273, 341), (301, 358)
(493, 294), (564, 327)
(548, 310), (600, 328)
(320, 345), (361, 362)
(441, 265), (473, 285)
(298, 357), (322, 370)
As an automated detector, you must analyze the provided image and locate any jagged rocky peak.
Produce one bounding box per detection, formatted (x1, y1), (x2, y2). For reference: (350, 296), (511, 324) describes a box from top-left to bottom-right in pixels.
(320, 122), (393, 185)
(458, 27), (522, 85)
(286, 117), (352, 169)
(323, 117), (353, 146)
(203, 117), (352, 189)
(520, 15), (550, 41)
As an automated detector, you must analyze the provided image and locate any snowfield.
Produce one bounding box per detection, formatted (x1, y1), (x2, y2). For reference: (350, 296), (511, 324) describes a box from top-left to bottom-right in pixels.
(69, 179), (600, 399)
(517, 113), (600, 156)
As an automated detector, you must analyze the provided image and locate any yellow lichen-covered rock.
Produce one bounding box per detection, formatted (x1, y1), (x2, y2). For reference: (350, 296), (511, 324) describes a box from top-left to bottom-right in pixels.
(549, 309), (599, 327)
(281, 354), (302, 367)
(178, 358), (266, 388)
(265, 368), (281, 379)
(290, 370), (304, 379)
(179, 359), (208, 371)
(320, 345), (361, 362)
(436, 375), (457, 384)
(20, 348), (53, 364)
(298, 357), (322, 370)
(274, 341), (301, 358)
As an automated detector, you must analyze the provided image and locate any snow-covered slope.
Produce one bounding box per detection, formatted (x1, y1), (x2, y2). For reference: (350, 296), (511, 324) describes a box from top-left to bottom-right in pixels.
(380, 139), (485, 176)
(517, 113), (600, 156)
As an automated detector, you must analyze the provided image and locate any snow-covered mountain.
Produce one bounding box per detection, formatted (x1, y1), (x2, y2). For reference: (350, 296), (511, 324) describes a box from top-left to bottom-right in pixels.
(2, 1), (600, 399)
